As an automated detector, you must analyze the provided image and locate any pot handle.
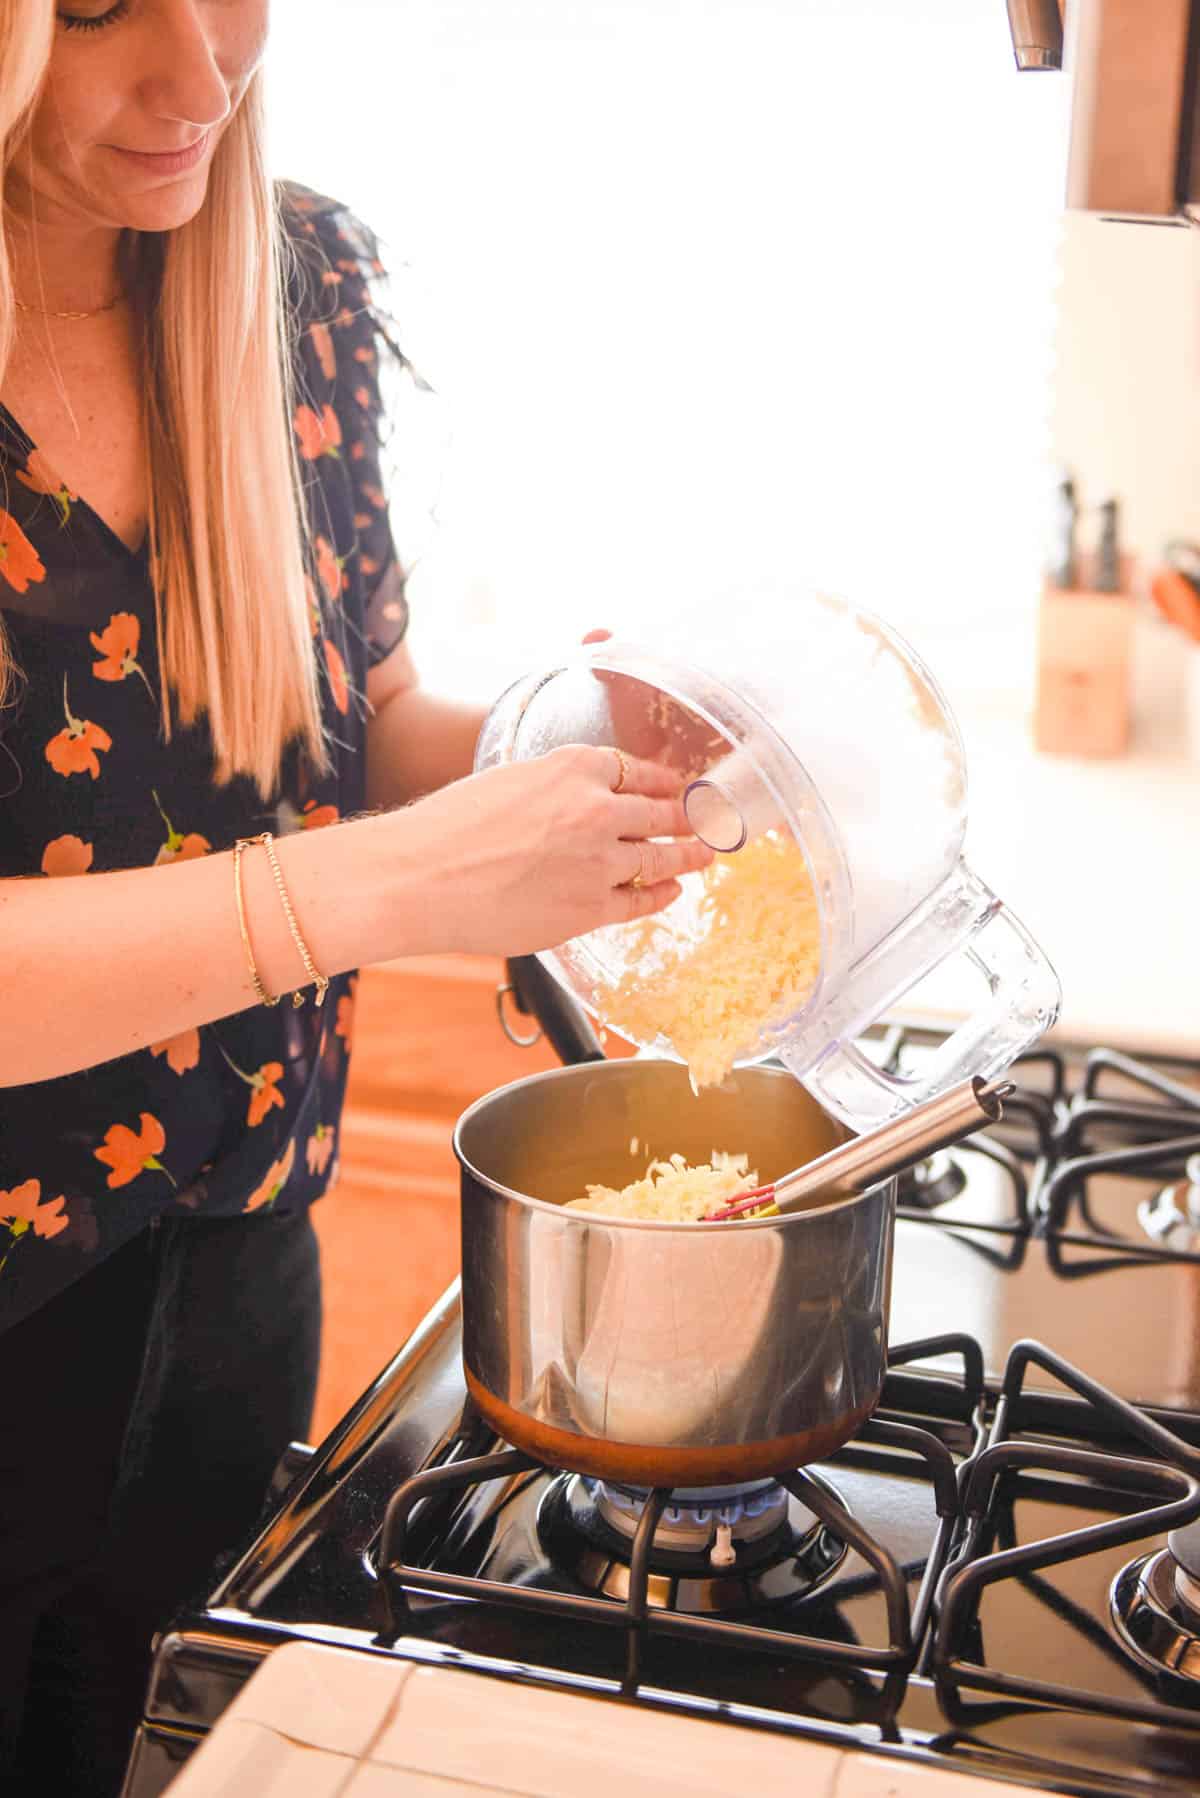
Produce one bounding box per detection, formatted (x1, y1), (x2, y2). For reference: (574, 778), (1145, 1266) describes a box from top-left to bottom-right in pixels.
(501, 956), (607, 1066)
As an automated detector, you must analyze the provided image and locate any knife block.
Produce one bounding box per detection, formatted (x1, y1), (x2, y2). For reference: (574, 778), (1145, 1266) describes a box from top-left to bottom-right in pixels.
(1033, 555), (1134, 757)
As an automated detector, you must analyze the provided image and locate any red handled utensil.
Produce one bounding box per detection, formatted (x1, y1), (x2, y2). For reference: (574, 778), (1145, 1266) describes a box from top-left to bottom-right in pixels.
(705, 1076), (1014, 1221)
(1150, 565), (1200, 644)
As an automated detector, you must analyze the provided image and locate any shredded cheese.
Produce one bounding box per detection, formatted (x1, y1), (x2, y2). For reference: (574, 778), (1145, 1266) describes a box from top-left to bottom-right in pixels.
(565, 1151), (757, 1222)
(600, 831), (821, 1089)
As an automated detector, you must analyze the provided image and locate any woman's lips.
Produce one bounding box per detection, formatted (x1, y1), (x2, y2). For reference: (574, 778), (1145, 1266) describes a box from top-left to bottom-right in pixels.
(111, 132), (211, 175)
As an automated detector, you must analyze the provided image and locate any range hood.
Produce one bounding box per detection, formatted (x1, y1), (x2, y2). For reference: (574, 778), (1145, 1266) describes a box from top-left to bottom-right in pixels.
(1006, 0), (1200, 222)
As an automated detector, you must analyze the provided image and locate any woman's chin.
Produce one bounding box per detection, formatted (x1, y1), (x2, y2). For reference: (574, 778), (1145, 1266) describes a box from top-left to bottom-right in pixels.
(105, 167), (215, 235)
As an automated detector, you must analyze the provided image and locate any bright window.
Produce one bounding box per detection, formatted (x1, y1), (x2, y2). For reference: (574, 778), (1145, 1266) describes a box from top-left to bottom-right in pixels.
(267, 0), (1068, 713)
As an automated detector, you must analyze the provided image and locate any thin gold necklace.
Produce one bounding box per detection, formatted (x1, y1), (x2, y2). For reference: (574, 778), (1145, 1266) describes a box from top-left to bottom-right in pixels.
(13, 294), (126, 322)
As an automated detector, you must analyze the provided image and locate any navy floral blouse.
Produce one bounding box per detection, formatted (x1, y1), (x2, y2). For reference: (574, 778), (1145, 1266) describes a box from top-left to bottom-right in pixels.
(0, 186), (411, 1331)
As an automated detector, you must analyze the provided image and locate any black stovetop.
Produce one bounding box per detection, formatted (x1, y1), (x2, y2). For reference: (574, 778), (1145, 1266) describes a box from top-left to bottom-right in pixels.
(125, 1032), (1200, 1798)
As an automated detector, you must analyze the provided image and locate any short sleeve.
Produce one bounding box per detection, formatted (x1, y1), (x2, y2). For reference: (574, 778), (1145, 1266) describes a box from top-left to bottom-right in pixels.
(283, 187), (429, 669)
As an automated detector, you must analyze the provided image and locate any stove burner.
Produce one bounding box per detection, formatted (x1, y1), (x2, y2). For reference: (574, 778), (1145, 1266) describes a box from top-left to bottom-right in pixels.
(591, 1477), (789, 1558)
(1110, 1518), (1200, 1692)
(897, 1150), (968, 1212)
(537, 1469), (847, 1614)
(1138, 1154), (1200, 1252)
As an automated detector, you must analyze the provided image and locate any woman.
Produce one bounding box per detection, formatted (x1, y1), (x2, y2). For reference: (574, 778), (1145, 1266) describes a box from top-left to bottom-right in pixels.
(0, 2), (711, 1789)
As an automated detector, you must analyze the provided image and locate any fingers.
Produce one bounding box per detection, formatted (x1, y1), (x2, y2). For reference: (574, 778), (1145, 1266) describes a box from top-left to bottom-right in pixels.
(614, 793), (696, 842)
(612, 877), (683, 923)
(597, 745), (682, 799)
(616, 835), (713, 890)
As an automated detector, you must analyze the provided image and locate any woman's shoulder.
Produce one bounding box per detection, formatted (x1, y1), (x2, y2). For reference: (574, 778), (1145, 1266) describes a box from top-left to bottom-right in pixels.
(277, 181), (386, 316)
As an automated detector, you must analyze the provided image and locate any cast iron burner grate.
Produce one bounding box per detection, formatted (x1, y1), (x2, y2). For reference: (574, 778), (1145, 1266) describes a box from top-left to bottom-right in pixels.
(1040, 1049), (1200, 1261)
(375, 1334), (976, 1723)
(932, 1340), (1200, 1731)
(375, 1332), (1200, 1738)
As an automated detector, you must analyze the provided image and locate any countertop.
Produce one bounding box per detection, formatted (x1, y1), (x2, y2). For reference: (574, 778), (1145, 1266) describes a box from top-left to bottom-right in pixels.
(167, 1641), (1046, 1798)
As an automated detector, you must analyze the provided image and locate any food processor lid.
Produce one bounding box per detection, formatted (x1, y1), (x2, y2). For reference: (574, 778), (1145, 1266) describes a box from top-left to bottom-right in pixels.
(474, 591), (970, 1087)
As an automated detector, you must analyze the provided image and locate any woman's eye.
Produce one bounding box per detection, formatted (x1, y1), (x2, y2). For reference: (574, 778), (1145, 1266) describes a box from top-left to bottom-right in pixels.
(57, 0), (130, 31)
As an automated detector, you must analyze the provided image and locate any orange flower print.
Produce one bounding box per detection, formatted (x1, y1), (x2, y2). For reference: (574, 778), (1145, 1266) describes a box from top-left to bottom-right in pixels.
(334, 306), (354, 330)
(306, 1123), (335, 1177)
(0, 507), (46, 594)
(361, 482), (386, 511)
(0, 1180), (68, 1239)
(323, 637), (349, 715)
(354, 386), (371, 409)
(300, 798), (339, 830)
(335, 974), (358, 1047)
(293, 402), (342, 461)
(0, 1180), (69, 1276)
(360, 555), (379, 579)
(15, 450), (76, 525)
(247, 1062), (286, 1128)
(244, 1139), (296, 1214)
(150, 1027), (201, 1076)
(314, 535), (344, 603)
(354, 511), (373, 531)
(213, 1039), (286, 1126)
(41, 834), (93, 877)
(152, 790), (210, 864)
(349, 442), (366, 463)
(94, 1112), (176, 1190)
(45, 675), (112, 780)
(309, 321), (336, 380)
(353, 344), (377, 369)
(90, 610), (154, 700)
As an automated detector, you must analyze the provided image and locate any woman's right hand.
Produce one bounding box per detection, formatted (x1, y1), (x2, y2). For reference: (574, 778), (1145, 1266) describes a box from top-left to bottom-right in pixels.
(386, 743), (715, 958)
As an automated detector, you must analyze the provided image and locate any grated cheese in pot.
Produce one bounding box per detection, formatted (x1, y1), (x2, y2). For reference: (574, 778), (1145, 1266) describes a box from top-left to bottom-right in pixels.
(565, 1151), (757, 1222)
(601, 831), (821, 1090)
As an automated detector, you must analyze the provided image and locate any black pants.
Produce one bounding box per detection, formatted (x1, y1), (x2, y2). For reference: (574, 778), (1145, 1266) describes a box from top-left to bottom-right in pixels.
(0, 1210), (322, 1797)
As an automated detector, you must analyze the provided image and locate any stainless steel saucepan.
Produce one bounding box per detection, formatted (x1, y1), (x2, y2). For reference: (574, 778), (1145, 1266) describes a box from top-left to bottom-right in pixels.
(454, 1058), (894, 1487)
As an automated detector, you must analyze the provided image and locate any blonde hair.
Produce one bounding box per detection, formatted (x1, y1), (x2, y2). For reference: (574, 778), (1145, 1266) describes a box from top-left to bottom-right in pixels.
(0, 5), (328, 798)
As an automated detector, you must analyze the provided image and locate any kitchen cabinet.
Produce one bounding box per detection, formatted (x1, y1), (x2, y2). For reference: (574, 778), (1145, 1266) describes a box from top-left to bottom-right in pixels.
(311, 956), (629, 1439)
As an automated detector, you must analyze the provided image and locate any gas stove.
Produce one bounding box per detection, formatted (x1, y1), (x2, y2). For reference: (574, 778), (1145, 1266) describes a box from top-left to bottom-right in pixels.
(122, 1030), (1200, 1798)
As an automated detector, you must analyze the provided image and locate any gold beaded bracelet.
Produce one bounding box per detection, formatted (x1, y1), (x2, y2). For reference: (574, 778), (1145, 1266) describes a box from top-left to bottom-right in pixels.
(233, 831), (330, 1010)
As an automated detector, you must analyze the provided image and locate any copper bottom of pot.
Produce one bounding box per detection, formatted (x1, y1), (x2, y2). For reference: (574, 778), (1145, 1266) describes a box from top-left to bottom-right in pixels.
(466, 1368), (879, 1487)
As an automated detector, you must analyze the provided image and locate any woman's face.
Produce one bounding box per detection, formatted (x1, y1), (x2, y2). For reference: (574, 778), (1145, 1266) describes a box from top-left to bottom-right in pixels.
(10, 0), (269, 238)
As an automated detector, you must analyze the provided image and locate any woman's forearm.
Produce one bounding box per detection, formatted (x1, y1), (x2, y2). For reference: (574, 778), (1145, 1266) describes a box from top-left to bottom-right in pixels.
(0, 743), (708, 1090)
(0, 813), (399, 1088)
(365, 685), (487, 811)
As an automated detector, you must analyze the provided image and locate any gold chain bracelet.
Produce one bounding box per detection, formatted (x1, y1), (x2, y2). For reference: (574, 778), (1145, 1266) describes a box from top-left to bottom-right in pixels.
(233, 832), (330, 1009)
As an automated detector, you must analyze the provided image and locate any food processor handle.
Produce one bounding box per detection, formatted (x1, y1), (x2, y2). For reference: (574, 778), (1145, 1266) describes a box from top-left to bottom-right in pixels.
(789, 866), (1062, 1130)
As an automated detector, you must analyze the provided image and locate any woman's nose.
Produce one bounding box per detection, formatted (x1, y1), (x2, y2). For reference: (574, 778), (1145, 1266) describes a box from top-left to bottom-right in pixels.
(139, 0), (240, 132)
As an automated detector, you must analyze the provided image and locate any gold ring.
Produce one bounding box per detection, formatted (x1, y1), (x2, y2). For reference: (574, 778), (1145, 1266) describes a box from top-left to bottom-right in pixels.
(630, 843), (647, 889)
(611, 746), (630, 794)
